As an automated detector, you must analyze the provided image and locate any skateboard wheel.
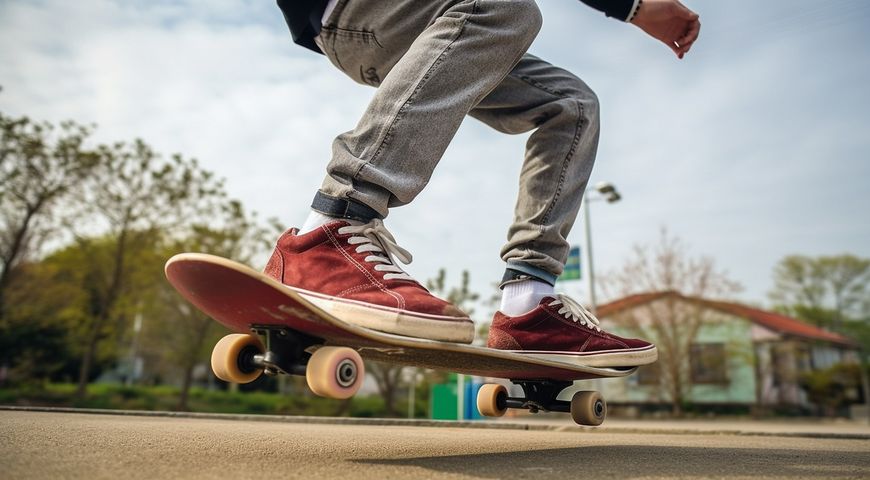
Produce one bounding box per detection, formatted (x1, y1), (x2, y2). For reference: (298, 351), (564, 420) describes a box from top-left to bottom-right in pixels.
(211, 334), (265, 384)
(476, 384), (508, 418)
(570, 390), (606, 426)
(306, 346), (364, 400)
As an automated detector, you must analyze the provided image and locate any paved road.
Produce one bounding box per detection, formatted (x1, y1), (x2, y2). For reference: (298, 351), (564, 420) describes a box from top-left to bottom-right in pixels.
(2, 410), (868, 479)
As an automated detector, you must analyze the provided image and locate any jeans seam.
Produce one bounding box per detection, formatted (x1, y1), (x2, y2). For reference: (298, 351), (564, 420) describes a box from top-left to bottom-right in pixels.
(321, 27), (383, 48)
(541, 106), (584, 226)
(353, 4), (474, 182)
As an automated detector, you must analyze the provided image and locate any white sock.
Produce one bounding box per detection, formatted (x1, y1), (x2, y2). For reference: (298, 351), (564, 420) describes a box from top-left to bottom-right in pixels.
(298, 210), (344, 235)
(499, 279), (555, 316)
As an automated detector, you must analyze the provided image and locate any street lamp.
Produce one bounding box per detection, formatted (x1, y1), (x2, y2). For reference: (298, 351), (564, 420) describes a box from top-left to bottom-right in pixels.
(582, 181), (622, 313)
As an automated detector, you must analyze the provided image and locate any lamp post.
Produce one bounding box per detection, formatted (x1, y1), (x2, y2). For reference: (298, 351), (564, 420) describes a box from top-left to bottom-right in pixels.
(582, 181), (621, 313)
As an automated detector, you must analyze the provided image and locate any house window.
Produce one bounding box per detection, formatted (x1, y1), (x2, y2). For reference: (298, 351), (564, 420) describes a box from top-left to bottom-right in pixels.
(690, 343), (728, 385)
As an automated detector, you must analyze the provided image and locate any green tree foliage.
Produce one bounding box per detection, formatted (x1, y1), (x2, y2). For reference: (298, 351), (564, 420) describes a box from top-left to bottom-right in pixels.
(769, 254), (870, 414)
(769, 254), (870, 331)
(68, 139), (227, 397)
(0, 248), (88, 383)
(0, 113), (98, 319)
(139, 200), (275, 410)
(426, 268), (480, 316)
(799, 363), (863, 416)
(0, 108), (284, 406)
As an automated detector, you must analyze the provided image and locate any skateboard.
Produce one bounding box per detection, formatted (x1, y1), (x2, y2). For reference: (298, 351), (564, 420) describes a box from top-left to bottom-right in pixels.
(165, 253), (638, 426)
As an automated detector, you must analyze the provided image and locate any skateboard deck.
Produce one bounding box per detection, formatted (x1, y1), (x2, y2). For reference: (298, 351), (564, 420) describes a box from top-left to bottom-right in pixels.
(165, 253), (637, 425)
(165, 253), (635, 381)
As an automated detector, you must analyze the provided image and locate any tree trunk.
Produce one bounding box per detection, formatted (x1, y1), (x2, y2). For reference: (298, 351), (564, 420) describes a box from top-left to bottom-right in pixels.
(860, 353), (870, 426)
(177, 316), (213, 411)
(669, 362), (684, 417)
(670, 384), (683, 416)
(76, 319), (103, 398)
(75, 228), (128, 399)
(370, 363), (402, 416)
(333, 398), (353, 416)
(0, 206), (39, 319)
(177, 364), (195, 411)
(383, 389), (396, 416)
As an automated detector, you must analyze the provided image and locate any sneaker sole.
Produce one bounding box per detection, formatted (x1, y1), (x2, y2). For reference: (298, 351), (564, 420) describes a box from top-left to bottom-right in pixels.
(287, 286), (476, 344)
(506, 345), (658, 368)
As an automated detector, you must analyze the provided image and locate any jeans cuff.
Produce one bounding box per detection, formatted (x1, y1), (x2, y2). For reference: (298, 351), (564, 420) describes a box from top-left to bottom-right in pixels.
(311, 191), (382, 223)
(500, 261), (558, 288)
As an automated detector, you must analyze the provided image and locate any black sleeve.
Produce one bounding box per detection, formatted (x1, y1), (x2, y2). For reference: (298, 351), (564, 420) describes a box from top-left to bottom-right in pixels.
(579, 0), (636, 21)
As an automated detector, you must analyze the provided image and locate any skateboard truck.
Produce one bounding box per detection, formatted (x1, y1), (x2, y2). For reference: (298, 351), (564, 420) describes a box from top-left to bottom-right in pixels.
(478, 380), (607, 426)
(508, 380), (574, 413)
(247, 326), (317, 377)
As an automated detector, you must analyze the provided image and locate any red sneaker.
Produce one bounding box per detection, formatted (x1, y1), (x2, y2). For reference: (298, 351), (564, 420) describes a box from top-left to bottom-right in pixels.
(487, 295), (657, 367)
(264, 220), (474, 343)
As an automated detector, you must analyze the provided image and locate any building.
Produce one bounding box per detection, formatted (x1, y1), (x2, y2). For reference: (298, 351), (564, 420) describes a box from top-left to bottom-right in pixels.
(592, 291), (859, 411)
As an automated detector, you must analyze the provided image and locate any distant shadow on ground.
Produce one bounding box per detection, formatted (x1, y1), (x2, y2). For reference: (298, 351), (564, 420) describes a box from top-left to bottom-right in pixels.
(352, 445), (870, 479)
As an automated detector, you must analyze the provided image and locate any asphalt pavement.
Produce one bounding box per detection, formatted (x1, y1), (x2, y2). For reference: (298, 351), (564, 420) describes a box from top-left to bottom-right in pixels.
(2, 409), (868, 479)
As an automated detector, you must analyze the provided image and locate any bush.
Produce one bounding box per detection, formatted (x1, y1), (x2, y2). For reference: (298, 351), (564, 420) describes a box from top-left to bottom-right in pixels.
(799, 363), (863, 416)
(0, 382), (397, 417)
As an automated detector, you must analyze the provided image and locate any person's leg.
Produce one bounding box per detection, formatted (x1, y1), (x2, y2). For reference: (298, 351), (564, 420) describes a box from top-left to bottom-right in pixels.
(313, 0), (543, 219)
(470, 53), (601, 288)
(267, 0), (544, 343)
(471, 55), (657, 367)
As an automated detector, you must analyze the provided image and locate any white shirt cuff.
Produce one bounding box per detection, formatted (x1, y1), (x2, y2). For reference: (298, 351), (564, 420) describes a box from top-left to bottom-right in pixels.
(625, 0), (642, 22)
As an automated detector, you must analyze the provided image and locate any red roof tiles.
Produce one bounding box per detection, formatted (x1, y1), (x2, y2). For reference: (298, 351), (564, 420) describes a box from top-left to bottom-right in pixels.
(597, 291), (856, 347)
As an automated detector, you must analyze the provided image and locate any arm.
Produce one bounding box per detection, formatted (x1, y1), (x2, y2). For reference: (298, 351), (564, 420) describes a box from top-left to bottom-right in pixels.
(581, 0), (701, 59)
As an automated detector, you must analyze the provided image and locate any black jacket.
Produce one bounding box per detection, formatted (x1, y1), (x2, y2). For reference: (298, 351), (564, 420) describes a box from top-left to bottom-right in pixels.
(277, 0), (637, 54)
(276, 0), (330, 53)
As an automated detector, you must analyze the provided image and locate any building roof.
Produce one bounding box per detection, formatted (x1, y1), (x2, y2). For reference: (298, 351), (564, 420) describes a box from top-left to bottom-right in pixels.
(597, 291), (856, 347)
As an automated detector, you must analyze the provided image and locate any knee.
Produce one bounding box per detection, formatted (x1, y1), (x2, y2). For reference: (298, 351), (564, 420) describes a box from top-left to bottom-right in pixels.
(567, 83), (599, 130)
(582, 89), (600, 128)
(491, 0), (541, 49)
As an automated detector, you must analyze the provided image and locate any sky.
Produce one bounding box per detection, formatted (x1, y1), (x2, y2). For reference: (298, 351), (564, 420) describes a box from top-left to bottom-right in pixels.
(1, 0), (868, 316)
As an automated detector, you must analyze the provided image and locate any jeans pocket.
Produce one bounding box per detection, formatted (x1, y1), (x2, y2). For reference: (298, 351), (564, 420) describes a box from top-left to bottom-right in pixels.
(318, 26), (385, 87)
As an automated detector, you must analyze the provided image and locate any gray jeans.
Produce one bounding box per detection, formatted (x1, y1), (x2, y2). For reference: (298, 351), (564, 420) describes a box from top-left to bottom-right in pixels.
(314, 0), (600, 284)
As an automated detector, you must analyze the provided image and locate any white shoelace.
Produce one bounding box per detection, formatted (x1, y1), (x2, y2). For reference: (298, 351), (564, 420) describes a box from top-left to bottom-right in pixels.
(548, 294), (601, 332)
(337, 219), (415, 281)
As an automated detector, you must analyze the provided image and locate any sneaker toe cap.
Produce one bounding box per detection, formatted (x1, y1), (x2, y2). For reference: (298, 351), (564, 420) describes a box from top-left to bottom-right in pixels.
(587, 335), (653, 352)
(620, 336), (654, 350)
(393, 284), (471, 320)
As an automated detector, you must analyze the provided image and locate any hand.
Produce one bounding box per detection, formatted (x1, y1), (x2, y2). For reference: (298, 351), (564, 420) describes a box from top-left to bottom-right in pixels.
(631, 0), (701, 59)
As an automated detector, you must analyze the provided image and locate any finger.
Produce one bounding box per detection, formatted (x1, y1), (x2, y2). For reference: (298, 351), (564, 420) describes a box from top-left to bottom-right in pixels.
(675, 36), (693, 56)
(681, 8), (700, 21)
(668, 41), (682, 59)
(679, 19), (701, 48)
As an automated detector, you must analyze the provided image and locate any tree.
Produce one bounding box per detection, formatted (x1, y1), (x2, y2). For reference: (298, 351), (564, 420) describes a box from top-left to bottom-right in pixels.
(769, 254), (870, 332)
(603, 228), (741, 415)
(426, 268), (480, 316)
(141, 199), (275, 410)
(0, 251), (87, 384)
(769, 254), (870, 420)
(70, 139), (225, 397)
(800, 363), (863, 416)
(0, 113), (97, 319)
